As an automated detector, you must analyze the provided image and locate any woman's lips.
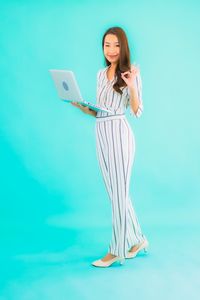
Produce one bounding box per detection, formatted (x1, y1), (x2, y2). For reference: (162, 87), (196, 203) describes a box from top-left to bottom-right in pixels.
(108, 55), (118, 58)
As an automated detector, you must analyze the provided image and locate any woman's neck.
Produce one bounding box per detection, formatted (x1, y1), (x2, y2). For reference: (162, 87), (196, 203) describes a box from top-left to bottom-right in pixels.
(109, 62), (117, 71)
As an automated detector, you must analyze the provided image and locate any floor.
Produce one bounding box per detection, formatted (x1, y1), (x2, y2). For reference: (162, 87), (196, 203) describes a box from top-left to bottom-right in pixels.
(0, 216), (199, 300)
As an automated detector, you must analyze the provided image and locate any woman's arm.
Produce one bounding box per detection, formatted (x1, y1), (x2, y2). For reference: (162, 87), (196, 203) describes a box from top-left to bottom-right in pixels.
(71, 102), (97, 117)
(128, 70), (143, 118)
(121, 65), (143, 118)
(128, 85), (141, 115)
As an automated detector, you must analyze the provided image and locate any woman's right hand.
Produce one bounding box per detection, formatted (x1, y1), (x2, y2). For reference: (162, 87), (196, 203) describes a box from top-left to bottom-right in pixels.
(70, 102), (96, 116)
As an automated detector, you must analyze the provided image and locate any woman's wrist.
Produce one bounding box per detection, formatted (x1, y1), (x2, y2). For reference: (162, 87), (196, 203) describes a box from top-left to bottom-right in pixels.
(128, 86), (138, 101)
(88, 109), (97, 117)
(82, 107), (97, 117)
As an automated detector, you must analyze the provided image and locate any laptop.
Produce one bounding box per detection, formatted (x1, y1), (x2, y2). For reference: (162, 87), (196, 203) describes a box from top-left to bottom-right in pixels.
(49, 69), (113, 113)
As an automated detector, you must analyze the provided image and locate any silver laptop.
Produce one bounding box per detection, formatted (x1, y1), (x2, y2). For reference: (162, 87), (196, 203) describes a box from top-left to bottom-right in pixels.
(49, 69), (112, 113)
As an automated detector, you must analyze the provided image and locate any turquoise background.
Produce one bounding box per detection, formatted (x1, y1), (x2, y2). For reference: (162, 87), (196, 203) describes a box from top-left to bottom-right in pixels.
(0, 0), (199, 299)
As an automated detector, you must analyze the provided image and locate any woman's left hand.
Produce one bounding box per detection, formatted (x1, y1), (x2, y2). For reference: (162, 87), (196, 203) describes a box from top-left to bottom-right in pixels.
(121, 65), (139, 87)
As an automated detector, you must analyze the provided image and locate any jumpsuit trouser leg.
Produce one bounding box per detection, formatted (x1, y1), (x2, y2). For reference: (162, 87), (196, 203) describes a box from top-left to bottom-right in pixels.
(95, 115), (146, 259)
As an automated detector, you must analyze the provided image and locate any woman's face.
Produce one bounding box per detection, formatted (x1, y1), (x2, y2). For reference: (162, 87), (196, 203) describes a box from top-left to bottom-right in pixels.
(103, 34), (120, 64)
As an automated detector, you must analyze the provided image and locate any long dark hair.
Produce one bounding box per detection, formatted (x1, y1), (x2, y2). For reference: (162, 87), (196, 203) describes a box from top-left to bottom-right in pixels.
(102, 27), (131, 95)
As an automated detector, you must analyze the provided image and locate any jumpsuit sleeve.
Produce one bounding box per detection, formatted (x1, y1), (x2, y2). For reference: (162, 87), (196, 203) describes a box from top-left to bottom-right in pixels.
(96, 69), (101, 98)
(126, 68), (143, 118)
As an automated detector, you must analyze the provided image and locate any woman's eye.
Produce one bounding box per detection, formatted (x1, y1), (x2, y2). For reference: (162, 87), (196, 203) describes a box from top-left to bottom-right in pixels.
(105, 45), (120, 47)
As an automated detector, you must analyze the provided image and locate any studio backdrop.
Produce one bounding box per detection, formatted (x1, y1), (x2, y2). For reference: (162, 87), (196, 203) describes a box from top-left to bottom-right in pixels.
(0, 0), (199, 299)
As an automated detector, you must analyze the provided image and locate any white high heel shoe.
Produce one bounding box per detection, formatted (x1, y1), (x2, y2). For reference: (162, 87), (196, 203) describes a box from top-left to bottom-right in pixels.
(91, 256), (125, 268)
(126, 240), (149, 259)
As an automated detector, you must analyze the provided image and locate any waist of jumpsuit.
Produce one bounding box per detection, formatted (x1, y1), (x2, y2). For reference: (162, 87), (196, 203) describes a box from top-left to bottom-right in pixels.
(96, 113), (126, 123)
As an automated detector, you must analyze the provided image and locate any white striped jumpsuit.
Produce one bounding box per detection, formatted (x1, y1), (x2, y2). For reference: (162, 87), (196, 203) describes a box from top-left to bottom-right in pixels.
(95, 65), (147, 259)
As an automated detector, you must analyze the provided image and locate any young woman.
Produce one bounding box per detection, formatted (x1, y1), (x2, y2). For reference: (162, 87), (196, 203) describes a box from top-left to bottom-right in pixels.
(71, 26), (149, 268)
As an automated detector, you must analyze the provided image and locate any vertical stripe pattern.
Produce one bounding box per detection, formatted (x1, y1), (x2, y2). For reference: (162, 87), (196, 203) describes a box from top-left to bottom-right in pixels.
(95, 116), (146, 258)
(96, 64), (143, 118)
(95, 65), (146, 259)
